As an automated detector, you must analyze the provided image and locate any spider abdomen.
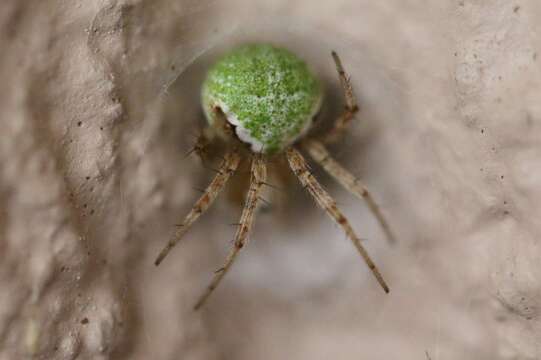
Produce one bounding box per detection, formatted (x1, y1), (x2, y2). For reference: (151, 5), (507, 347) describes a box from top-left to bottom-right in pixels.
(201, 44), (322, 154)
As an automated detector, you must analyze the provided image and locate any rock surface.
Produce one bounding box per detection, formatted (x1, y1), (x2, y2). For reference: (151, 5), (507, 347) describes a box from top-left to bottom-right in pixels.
(1, 1), (540, 359)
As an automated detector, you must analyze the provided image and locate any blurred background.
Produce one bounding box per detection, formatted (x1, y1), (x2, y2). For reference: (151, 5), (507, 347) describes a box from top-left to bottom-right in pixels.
(1, 1), (541, 359)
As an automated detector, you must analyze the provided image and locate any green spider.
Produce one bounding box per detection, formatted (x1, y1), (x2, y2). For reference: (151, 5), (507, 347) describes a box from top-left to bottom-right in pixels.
(155, 44), (395, 310)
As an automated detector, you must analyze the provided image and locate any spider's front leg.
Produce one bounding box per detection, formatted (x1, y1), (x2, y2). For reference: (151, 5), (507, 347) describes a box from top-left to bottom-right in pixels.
(302, 139), (396, 245)
(321, 51), (359, 144)
(154, 149), (241, 266)
(286, 147), (389, 293)
(193, 154), (267, 310)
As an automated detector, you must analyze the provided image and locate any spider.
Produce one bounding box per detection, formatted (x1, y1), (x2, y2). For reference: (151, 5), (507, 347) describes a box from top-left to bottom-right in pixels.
(155, 44), (395, 310)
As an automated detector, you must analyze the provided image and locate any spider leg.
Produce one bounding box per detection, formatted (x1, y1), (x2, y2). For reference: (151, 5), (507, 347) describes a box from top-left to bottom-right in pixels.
(321, 51), (359, 144)
(286, 147), (389, 293)
(154, 149), (241, 266)
(302, 139), (396, 245)
(193, 131), (211, 160)
(185, 128), (214, 167)
(193, 154), (267, 310)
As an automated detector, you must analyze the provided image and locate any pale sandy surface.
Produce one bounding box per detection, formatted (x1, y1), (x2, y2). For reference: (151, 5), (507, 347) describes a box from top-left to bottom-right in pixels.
(1, 1), (541, 359)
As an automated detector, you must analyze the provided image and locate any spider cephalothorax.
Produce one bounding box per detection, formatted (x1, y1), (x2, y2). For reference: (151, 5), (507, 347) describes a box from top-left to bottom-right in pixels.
(155, 44), (395, 310)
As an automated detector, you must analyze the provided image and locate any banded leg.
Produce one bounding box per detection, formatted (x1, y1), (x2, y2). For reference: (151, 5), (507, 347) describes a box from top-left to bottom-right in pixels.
(286, 147), (389, 293)
(154, 149), (241, 266)
(193, 154), (267, 310)
(302, 139), (396, 245)
(322, 51), (359, 144)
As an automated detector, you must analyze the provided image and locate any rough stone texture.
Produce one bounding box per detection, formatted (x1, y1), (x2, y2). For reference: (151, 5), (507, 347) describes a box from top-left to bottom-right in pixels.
(1, 1), (540, 359)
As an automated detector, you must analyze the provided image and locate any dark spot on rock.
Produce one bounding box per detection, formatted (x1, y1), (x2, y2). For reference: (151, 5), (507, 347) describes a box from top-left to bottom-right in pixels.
(81, 318), (89, 325)
(481, 128), (484, 134)
(85, 176), (90, 180)
(501, 175), (504, 179)
(513, 5), (520, 13)
(77, 121), (82, 127)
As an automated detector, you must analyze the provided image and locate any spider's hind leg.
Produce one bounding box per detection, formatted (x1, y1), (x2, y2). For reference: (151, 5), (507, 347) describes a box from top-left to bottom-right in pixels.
(302, 139), (396, 245)
(193, 154), (267, 310)
(286, 147), (389, 293)
(321, 51), (359, 144)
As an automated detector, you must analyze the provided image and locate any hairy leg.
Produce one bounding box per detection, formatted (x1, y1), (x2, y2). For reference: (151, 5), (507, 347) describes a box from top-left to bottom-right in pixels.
(321, 51), (360, 144)
(193, 154), (267, 310)
(302, 139), (396, 245)
(188, 131), (210, 159)
(154, 149), (241, 266)
(286, 147), (389, 293)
